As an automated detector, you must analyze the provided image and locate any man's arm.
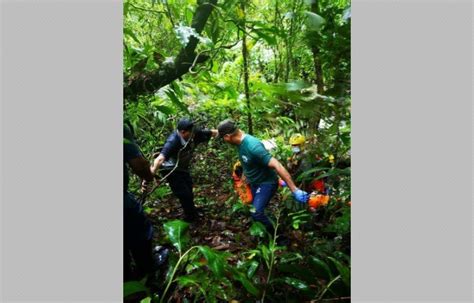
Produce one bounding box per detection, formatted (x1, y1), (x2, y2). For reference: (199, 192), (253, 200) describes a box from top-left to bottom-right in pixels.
(128, 154), (155, 193)
(195, 128), (218, 144)
(129, 156), (154, 182)
(268, 157), (298, 192)
(200, 128), (218, 138)
(150, 133), (178, 174)
(268, 157), (309, 203)
(150, 153), (166, 174)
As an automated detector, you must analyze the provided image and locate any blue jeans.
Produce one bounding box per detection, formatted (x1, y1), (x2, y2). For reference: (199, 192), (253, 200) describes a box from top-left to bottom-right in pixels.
(250, 183), (278, 231)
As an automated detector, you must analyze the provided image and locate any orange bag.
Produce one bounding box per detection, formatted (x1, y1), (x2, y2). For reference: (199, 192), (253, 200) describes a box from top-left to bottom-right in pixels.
(232, 161), (253, 205)
(308, 193), (330, 209)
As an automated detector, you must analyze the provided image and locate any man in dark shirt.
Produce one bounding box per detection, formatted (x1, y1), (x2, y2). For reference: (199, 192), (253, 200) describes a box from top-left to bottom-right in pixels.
(150, 118), (218, 222)
(124, 123), (168, 281)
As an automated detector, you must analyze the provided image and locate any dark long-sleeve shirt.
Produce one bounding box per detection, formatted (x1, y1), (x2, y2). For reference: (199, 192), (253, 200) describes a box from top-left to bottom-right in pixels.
(160, 128), (212, 171)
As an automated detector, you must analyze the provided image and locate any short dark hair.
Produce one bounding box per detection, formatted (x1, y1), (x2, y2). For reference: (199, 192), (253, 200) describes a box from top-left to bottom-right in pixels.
(217, 119), (238, 138)
(177, 118), (194, 131)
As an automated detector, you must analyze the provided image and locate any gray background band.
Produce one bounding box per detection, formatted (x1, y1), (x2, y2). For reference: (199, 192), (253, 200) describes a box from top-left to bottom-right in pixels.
(352, 0), (472, 301)
(1, 0), (122, 301)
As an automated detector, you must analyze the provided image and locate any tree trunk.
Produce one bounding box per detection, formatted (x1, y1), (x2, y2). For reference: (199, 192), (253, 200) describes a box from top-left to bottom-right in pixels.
(312, 48), (324, 94)
(273, 0), (280, 83)
(310, 0), (324, 131)
(124, 0), (217, 101)
(284, 0), (297, 82)
(241, 0), (253, 135)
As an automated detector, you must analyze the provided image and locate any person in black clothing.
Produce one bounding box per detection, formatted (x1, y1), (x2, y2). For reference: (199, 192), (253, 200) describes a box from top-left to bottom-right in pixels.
(150, 118), (218, 222)
(124, 123), (168, 282)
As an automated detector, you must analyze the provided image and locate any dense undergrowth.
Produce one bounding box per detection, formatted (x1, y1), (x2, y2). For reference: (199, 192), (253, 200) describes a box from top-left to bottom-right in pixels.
(125, 133), (350, 302)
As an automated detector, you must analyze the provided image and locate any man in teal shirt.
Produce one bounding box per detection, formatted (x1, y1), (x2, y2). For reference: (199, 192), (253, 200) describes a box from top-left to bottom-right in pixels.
(218, 119), (309, 236)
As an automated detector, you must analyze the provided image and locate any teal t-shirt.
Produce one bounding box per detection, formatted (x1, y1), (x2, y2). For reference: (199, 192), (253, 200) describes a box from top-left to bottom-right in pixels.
(238, 134), (278, 185)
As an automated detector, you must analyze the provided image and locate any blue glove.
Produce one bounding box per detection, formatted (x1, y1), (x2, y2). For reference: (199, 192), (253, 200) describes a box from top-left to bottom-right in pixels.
(292, 189), (309, 203)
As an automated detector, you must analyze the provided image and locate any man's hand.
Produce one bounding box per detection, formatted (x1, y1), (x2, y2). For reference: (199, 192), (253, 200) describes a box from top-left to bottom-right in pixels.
(292, 188), (309, 203)
(210, 129), (219, 138)
(151, 154), (166, 175)
(141, 179), (153, 194)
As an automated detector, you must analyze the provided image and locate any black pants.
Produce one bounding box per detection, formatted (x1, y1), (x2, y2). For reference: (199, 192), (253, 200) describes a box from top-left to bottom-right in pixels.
(124, 192), (154, 281)
(164, 170), (197, 218)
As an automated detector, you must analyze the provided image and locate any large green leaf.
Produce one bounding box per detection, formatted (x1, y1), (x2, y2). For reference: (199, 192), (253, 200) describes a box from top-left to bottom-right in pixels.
(328, 257), (350, 286)
(170, 81), (183, 99)
(259, 244), (270, 264)
(238, 275), (260, 297)
(163, 220), (190, 254)
(176, 275), (209, 302)
(229, 268), (260, 296)
(289, 210), (312, 229)
(247, 260), (259, 278)
(308, 256), (332, 281)
(231, 202), (245, 213)
(154, 105), (175, 115)
(292, 219), (302, 230)
(124, 27), (141, 44)
(177, 275), (200, 287)
(282, 277), (310, 291)
(165, 87), (190, 115)
(123, 281), (149, 298)
(198, 246), (225, 278)
(249, 222), (268, 238)
(305, 11), (326, 32)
